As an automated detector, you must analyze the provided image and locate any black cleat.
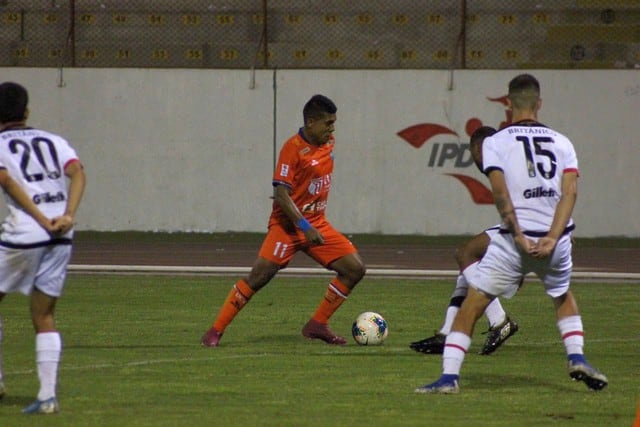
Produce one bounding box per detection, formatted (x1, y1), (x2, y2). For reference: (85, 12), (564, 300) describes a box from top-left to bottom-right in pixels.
(409, 332), (446, 354)
(479, 316), (519, 355)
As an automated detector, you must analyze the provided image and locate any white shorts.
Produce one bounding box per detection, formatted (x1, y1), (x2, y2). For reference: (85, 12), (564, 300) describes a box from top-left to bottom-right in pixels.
(0, 244), (72, 297)
(453, 225), (502, 297)
(466, 232), (572, 299)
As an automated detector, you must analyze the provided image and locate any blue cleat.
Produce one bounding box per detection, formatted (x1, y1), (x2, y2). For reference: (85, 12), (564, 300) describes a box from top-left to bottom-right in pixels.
(22, 397), (59, 414)
(415, 374), (460, 394)
(567, 355), (608, 391)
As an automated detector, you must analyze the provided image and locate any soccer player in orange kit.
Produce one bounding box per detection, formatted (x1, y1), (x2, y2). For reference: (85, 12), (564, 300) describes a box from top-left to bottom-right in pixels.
(201, 94), (366, 346)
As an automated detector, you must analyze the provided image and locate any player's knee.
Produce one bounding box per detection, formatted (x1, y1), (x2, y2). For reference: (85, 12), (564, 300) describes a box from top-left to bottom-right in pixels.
(247, 258), (280, 290)
(356, 262), (366, 281)
(345, 259), (366, 285)
(350, 261), (366, 283)
(31, 313), (55, 333)
(247, 271), (275, 291)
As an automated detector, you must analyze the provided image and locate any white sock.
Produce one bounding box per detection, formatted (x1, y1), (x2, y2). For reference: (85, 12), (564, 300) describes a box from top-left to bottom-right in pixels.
(36, 332), (61, 401)
(440, 274), (468, 335)
(439, 306), (459, 335)
(484, 298), (507, 328)
(442, 331), (471, 376)
(557, 315), (584, 355)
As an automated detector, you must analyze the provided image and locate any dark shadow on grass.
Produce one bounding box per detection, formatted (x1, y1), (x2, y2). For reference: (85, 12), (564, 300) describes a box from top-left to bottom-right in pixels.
(240, 333), (405, 351)
(200, 333), (303, 348)
(245, 332), (427, 352)
(246, 333), (315, 345)
(311, 348), (427, 358)
(464, 372), (591, 393)
(65, 344), (197, 350)
(0, 394), (37, 407)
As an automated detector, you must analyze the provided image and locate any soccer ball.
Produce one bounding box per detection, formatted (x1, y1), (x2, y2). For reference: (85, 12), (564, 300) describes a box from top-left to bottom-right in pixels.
(351, 311), (388, 345)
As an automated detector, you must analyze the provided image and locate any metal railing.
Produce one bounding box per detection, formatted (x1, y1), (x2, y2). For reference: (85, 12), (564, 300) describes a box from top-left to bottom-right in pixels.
(1, 0), (638, 69)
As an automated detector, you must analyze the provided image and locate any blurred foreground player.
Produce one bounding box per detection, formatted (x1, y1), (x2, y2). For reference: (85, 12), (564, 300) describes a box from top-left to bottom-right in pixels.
(0, 82), (86, 413)
(201, 94), (365, 347)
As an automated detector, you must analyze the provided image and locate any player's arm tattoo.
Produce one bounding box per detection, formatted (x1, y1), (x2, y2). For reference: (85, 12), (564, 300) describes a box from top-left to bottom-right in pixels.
(495, 195), (520, 235)
(488, 170), (523, 237)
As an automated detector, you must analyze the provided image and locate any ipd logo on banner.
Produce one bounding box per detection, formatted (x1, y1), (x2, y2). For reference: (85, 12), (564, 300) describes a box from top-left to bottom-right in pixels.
(396, 96), (511, 205)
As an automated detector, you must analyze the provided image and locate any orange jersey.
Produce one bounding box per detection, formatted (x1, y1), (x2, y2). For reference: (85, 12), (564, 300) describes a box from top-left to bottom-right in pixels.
(269, 128), (334, 228)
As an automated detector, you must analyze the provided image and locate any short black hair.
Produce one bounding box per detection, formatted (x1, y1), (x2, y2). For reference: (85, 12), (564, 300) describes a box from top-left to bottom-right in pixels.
(0, 82), (28, 123)
(303, 94), (337, 123)
(470, 126), (496, 172)
(508, 74), (540, 110)
(470, 126), (496, 147)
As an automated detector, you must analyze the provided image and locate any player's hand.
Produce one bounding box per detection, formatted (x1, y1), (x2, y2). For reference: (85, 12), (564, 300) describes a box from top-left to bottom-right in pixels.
(531, 236), (557, 259)
(514, 234), (535, 255)
(37, 218), (58, 235)
(304, 227), (324, 245)
(51, 214), (75, 235)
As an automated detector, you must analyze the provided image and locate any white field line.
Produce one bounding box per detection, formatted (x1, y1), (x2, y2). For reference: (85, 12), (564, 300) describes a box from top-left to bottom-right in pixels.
(6, 354), (269, 376)
(68, 264), (640, 282)
(6, 337), (632, 377)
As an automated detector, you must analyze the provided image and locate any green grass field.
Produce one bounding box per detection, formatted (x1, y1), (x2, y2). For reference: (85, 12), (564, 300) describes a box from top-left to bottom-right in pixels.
(0, 274), (637, 426)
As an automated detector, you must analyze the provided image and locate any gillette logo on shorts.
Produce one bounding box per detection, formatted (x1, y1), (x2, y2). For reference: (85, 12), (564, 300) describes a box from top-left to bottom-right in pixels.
(523, 186), (556, 199)
(280, 164), (289, 177)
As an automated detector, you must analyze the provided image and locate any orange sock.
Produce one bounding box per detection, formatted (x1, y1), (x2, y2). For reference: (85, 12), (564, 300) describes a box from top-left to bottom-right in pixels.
(212, 279), (255, 333)
(312, 278), (351, 324)
(634, 399), (640, 427)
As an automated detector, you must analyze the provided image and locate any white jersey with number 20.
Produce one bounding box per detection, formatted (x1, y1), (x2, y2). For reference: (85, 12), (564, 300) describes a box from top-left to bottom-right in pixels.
(0, 127), (80, 245)
(482, 122), (578, 233)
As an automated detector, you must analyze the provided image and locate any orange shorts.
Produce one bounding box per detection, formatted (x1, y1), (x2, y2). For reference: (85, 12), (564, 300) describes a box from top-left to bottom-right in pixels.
(258, 221), (357, 268)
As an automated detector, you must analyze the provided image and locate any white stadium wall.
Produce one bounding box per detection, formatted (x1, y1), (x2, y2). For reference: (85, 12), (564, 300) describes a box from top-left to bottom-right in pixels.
(0, 68), (638, 237)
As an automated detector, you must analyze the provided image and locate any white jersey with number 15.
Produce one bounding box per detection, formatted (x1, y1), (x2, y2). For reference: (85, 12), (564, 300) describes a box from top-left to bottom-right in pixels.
(482, 122), (578, 233)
